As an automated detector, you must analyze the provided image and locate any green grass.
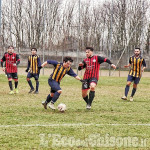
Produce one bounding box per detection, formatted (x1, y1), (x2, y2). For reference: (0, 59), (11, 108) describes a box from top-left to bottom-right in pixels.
(0, 74), (150, 150)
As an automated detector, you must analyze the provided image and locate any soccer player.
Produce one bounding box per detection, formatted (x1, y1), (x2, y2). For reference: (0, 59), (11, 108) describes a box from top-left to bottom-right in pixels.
(121, 48), (146, 101)
(78, 47), (116, 109)
(40, 56), (82, 110)
(26, 48), (41, 94)
(1, 46), (20, 94)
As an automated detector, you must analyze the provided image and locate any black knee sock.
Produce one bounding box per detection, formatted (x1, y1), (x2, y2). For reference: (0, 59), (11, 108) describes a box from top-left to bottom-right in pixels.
(8, 81), (13, 90)
(125, 85), (130, 97)
(28, 80), (34, 89)
(51, 92), (60, 104)
(131, 88), (136, 97)
(45, 94), (52, 104)
(36, 80), (39, 92)
(89, 91), (95, 105)
(83, 95), (88, 104)
(15, 81), (18, 89)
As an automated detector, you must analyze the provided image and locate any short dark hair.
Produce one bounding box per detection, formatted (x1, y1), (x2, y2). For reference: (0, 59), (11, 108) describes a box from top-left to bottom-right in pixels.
(31, 48), (37, 51)
(135, 47), (140, 51)
(8, 46), (14, 49)
(63, 56), (73, 63)
(86, 47), (94, 51)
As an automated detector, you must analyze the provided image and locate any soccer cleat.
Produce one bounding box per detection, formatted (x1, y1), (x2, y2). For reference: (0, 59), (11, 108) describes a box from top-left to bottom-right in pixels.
(48, 102), (56, 110)
(9, 90), (14, 95)
(28, 88), (34, 93)
(14, 88), (19, 94)
(130, 97), (134, 102)
(121, 96), (127, 100)
(34, 91), (39, 94)
(86, 104), (91, 109)
(42, 101), (47, 109)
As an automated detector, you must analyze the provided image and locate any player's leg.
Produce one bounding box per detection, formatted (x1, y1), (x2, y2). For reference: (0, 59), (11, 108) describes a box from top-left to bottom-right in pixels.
(13, 73), (19, 94)
(27, 72), (34, 93)
(82, 79), (89, 105)
(42, 92), (54, 109)
(7, 73), (14, 94)
(88, 78), (98, 108)
(130, 77), (140, 101)
(33, 74), (39, 94)
(122, 75), (132, 100)
(48, 79), (62, 110)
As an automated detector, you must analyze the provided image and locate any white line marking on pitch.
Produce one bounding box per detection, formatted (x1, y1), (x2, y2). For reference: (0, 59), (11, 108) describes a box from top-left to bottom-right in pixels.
(0, 123), (150, 128)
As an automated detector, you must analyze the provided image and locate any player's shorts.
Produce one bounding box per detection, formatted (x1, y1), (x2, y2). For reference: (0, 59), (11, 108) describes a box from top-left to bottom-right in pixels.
(48, 78), (61, 93)
(7, 73), (18, 80)
(27, 72), (39, 80)
(127, 75), (140, 84)
(82, 77), (98, 90)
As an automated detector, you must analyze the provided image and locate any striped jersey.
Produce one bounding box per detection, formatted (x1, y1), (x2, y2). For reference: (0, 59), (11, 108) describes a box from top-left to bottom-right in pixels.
(47, 60), (77, 83)
(129, 55), (146, 78)
(1, 52), (20, 73)
(27, 55), (41, 74)
(78, 55), (112, 80)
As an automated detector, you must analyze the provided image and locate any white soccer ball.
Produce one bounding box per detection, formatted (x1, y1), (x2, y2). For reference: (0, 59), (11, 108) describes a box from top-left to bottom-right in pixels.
(57, 103), (67, 112)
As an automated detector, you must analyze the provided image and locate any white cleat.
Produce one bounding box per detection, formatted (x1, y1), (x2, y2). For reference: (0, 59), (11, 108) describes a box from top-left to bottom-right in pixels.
(48, 103), (56, 110)
(86, 104), (91, 110)
(130, 97), (134, 102)
(121, 96), (127, 100)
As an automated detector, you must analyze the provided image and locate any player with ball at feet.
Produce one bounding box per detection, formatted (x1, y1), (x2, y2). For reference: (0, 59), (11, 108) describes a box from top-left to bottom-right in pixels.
(78, 47), (116, 109)
(39, 56), (83, 110)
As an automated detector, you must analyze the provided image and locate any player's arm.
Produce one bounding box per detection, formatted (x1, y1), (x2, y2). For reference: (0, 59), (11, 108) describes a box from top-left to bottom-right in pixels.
(15, 54), (20, 66)
(1, 55), (6, 72)
(98, 56), (116, 69)
(124, 57), (131, 68)
(67, 68), (83, 82)
(25, 57), (30, 72)
(39, 60), (58, 69)
(78, 60), (86, 70)
(142, 59), (146, 72)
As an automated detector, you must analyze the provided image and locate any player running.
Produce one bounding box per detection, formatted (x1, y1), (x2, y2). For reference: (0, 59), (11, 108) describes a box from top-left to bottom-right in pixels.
(40, 56), (83, 110)
(78, 47), (116, 109)
(26, 48), (41, 94)
(1, 46), (20, 94)
(121, 48), (146, 101)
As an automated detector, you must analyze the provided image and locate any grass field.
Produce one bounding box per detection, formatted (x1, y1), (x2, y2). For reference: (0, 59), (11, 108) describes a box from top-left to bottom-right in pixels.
(0, 74), (150, 150)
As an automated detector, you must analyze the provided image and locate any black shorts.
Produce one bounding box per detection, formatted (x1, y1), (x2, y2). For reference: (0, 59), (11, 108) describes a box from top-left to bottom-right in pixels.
(48, 78), (61, 93)
(27, 72), (39, 80)
(82, 78), (98, 90)
(7, 73), (18, 80)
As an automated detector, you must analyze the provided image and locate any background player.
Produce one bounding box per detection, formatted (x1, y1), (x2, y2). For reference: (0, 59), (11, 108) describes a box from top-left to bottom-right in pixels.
(26, 48), (41, 94)
(121, 48), (146, 101)
(1, 46), (20, 94)
(40, 56), (82, 110)
(78, 47), (116, 109)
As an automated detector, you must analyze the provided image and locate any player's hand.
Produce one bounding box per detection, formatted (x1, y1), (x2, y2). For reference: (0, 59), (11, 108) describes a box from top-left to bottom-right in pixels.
(111, 64), (116, 69)
(2, 67), (5, 72)
(124, 65), (129, 68)
(13, 63), (17, 66)
(79, 62), (84, 67)
(80, 79), (85, 83)
(38, 66), (43, 70)
(25, 69), (29, 72)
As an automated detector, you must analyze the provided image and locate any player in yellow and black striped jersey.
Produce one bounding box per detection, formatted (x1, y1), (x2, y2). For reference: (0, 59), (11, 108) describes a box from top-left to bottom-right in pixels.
(25, 48), (41, 94)
(121, 48), (146, 101)
(39, 56), (83, 110)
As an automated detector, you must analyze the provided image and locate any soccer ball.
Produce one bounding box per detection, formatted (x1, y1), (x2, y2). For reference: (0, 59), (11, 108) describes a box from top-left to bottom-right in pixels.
(57, 103), (67, 112)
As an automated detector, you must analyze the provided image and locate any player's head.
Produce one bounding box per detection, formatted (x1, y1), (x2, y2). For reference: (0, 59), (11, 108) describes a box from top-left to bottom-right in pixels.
(31, 48), (37, 55)
(85, 47), (94, 58)
(63, 56), (73, 68)
(134, 48), (140, 57)
(8, 46), (14, 54)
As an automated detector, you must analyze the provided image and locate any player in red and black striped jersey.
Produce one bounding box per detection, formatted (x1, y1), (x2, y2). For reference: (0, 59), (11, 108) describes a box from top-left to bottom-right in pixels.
(1, 46), (20, 94)
(78, 47), (116, 109)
